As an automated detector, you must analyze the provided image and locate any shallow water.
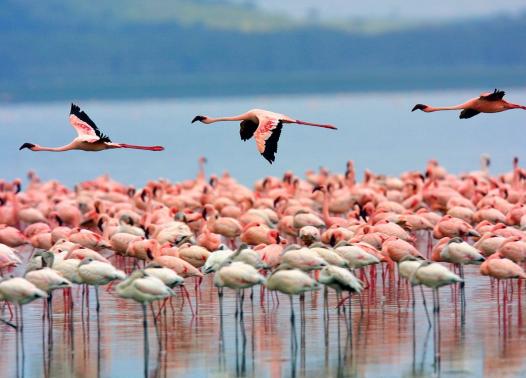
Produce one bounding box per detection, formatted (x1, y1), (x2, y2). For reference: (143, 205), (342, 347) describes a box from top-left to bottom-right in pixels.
(2, 88), (526, 187)
(2, 238), (526, 378)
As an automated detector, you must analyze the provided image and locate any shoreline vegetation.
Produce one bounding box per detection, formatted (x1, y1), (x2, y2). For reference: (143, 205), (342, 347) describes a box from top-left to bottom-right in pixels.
(1, 1), (525, 103)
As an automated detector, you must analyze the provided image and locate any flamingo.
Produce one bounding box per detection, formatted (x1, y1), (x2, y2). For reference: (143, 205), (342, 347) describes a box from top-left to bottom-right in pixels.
(191, 109), (336, 163)
(439, 237), (485, 309)
(412, 261), (462, 367)
(214, 259), (266, 317)
(77, 257), (126, 312)
(309, 243), (349, 268)
(201, 247), (234, 274)
(398, 256), (431, 327)
(298, 226), (321, 246)
(19, 103), (164, 152)
(412, 89), (526, 119)
(265, 267), (318, 328)
(25, 255), (72, 323)
(0, 277), (47, 332)
(116, 270), (176, 376)
(318, 265), (363, 318)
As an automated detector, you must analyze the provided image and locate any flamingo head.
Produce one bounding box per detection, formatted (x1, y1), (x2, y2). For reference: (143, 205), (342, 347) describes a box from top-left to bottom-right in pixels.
(19, 143), (36, 151)
(268, 230), (281, 244)
(192, 115), (209, 124)
(411, 104), (429, 112)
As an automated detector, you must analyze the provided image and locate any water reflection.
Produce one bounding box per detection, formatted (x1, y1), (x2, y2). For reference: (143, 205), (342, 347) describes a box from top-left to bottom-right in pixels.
(2, 247), (526, 377)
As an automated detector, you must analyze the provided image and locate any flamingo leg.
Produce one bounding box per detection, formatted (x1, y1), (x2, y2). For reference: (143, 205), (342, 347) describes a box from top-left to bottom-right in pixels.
(420, 285), (432, 328)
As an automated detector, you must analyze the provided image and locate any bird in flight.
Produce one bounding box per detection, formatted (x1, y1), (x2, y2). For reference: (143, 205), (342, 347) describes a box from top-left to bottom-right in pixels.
(412, 89), (526, 119)
(191, 108), (336, 164)
(19, 104), (164, 152)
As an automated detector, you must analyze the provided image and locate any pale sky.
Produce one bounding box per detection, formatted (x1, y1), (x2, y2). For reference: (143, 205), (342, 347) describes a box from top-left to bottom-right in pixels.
(244, 0), (526, 20)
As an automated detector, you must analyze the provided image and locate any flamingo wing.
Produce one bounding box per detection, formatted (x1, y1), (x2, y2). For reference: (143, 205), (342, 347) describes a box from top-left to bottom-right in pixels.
(239, 120), (259, 141)
(459, 108), (481, 119)
(479, 89), (505, 101)
(69, 103), (112, 142)
(254, 117), (283, 164)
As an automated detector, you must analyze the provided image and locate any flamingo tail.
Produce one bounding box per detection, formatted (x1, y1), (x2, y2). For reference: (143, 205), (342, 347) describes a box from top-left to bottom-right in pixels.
(118, 144), (164, 151)
(293, 120), (337, 130)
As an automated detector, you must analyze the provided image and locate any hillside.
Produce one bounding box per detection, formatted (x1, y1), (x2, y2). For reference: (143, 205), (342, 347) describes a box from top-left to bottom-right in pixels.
(1, 0), (526, 102)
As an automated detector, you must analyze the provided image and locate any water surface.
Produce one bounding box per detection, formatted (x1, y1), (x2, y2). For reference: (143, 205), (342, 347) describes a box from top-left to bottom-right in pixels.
(1, 241), (525, 378)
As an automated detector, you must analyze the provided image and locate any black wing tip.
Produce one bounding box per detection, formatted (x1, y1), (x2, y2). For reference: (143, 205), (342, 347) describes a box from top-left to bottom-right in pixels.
(262, 154), (275, 164)
(481, 89), (506, 101)
(70, 103), (80, 115)
(493, 88), (505, 97)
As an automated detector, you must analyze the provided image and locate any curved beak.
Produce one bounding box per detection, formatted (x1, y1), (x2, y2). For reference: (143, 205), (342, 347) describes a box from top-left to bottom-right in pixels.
(19, 143), (35, 150)
(192, 115), (206, 123)
(411, 104), (428, 112)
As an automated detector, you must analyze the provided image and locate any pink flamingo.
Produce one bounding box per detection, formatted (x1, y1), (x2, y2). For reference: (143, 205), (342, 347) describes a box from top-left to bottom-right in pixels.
(191, 109), (336, 163)
(412, 89), (526, 119)
(20, 104), (164, 152)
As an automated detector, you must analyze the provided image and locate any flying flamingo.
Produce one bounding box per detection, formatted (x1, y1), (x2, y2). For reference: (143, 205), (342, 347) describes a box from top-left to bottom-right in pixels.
(191, 109), (336, 163)
(19, 103), (164, 152)
(412, 89), (526, 119)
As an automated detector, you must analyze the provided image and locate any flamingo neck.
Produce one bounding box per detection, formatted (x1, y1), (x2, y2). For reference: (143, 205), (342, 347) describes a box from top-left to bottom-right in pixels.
(425, 105), (465, 112)
(206, 115), (249, 123)
(33, 144), (75, 152)
(321, 190), (331, 223)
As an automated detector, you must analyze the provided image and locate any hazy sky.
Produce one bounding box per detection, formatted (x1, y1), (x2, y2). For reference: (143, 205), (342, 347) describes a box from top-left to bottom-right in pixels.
(248, 0), (526, 20)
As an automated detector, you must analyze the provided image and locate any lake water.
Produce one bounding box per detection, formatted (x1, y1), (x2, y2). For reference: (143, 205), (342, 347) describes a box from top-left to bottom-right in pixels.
(2, 89), (526, 377)
(1, 88), (526, 188)
(1, 239), (526, 378)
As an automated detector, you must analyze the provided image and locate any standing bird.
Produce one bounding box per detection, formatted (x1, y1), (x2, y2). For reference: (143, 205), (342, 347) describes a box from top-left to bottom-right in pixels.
(318, 265), (363, 318)
(19, 103), (164, 152)
(265, 268), (318, 322)
(0, 276), (47, 362)
(412, 89), (526, 119)
(191, 109), (336, 163)
(412, 261), (462, 369)
(77, 258), (126, 312)
(116, 270), (175, 377)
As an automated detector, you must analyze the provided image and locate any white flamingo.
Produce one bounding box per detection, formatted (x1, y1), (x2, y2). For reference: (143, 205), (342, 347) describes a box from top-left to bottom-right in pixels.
(20, 103), (164, 152)
(77, 257), (126, 312)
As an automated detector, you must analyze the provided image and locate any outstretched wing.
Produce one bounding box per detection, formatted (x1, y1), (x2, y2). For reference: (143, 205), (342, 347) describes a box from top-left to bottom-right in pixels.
(254, 117), (283, 164)
(239, 120), (258, 141)
(69, 103), (112, 142)
(459, 108), (481, 119)
(479, 89), (505, 101)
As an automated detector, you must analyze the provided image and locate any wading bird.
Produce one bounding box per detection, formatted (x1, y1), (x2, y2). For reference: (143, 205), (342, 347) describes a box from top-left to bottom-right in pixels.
(191, 109), (336, 163)
(412, 89), (526, 119)
(19, 104), (164, 152)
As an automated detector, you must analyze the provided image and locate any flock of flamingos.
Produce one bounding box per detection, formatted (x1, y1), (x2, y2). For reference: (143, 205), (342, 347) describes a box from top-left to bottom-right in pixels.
(2, 88), (526, 374)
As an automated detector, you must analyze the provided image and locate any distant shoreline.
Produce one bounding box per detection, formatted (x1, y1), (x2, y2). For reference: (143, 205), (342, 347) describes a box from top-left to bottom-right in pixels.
(2, 67), (526, 104)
